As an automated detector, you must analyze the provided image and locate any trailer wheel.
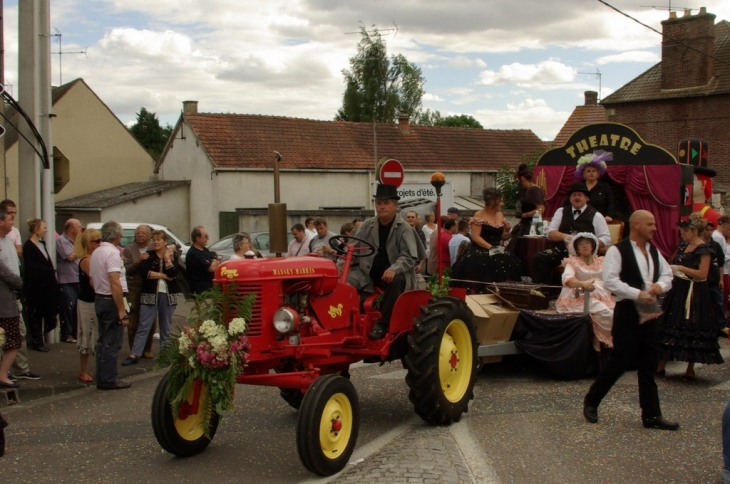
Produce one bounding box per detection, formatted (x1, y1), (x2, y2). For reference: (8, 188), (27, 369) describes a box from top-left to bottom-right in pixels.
(296, 374), (360, 476)
(152, 373), (220, 457)
(404, 296), (478, 425)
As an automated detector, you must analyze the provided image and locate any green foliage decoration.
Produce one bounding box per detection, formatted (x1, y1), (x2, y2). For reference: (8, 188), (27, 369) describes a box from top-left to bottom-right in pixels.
(157, 284), (255, 436)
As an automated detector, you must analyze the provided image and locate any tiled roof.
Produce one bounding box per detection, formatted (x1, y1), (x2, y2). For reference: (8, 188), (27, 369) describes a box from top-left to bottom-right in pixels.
(55, 181), (190, 211)
(552, 104), (606, 146)
(603, 20), (730, 104)
(179, 114), (548, 172)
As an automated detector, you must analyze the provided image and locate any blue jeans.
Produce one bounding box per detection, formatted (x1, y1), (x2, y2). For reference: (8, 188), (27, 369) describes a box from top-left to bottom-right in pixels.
(132, 294), (174, 357)
(95, 297), (123, 386)
(59, 283), (80, 340)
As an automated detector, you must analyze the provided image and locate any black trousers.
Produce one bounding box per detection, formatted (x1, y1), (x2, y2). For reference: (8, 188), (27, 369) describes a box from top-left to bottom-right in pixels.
(376, 273), (406, 326)
(584, 300), (662, 419)
(532, 246), (568, 284)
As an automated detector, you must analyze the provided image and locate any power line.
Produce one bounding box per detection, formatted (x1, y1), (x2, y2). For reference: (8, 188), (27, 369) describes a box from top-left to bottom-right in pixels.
(596, 0), (730, 68)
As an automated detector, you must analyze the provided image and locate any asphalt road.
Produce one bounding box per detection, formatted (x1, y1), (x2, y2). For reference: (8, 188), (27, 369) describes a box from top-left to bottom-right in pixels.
(3, 345), (730, 483)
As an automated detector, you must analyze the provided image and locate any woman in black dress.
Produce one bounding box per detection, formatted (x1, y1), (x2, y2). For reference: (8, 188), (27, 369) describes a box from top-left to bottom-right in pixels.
(452, 188), (524, 290)
(657, 213), (723, 379)
(514, 163), (545, 236)
(22, 219), (58, 352)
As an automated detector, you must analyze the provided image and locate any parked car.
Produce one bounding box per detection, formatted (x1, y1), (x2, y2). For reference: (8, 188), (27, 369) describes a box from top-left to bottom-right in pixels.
(210, 232), (295, 261)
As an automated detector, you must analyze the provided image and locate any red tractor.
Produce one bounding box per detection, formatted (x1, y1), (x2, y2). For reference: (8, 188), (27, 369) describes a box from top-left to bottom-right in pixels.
(151, 218), (478, 477)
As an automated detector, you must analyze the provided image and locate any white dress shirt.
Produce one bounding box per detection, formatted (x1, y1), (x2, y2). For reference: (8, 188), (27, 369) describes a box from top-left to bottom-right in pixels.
(547, 206), (611, 247)
(711, 230), (730, 273)
(602, 240), (673, 301)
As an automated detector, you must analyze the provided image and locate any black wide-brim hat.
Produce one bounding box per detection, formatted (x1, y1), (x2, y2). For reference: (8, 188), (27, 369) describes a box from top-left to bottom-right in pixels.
(373, 183), (400, 200)
(567, 182), (590, 197)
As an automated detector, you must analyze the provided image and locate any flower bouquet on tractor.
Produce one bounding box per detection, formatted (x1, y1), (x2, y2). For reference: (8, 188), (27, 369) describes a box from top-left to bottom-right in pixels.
(150, 173), (480, 476)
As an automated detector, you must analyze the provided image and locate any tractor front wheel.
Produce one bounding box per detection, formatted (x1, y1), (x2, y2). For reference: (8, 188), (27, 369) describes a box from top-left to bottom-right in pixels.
(404, 296), (478, 425)
(151, 373), (220, 457)
(296, 374), (360, 476)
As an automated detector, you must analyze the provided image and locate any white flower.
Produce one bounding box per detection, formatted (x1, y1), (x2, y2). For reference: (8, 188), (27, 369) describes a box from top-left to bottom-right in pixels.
(199, 320), (219, 339)
(209, 335), (228, 353)
(178, 333), (192, 353)
(228, 318), (247, 336)
(188, 356), (196, 367)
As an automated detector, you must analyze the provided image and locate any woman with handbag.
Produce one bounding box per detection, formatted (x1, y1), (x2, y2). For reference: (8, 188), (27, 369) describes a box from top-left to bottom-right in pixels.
(122, 230), (181, 365)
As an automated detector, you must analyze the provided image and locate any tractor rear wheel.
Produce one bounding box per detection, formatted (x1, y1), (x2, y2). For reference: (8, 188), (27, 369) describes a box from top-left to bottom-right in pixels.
(296, 374), (360, 476)
(151, 373), (220, 457)
(404, 296), (478, 425)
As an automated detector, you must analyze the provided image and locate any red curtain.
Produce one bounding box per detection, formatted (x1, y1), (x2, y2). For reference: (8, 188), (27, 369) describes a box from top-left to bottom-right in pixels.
(538, 164), (680, 258)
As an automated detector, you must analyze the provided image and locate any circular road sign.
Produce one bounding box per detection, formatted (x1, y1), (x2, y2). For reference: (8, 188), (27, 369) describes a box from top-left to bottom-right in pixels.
(376, 158), (404, 188)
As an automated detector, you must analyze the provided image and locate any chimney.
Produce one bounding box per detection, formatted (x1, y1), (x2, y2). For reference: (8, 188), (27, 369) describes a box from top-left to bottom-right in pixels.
(660, 8), (715, 90)
(183, 100), (198, 115)
(398, 113), (410, 134)
(584, 91), (598, 106)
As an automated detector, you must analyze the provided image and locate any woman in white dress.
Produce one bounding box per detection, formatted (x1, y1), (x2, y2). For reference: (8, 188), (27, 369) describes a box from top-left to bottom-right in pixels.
(555, 232), (616, 351)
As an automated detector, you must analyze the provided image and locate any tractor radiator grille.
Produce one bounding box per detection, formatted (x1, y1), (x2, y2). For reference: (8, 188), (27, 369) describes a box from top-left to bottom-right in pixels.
(227, 284), (264, 337)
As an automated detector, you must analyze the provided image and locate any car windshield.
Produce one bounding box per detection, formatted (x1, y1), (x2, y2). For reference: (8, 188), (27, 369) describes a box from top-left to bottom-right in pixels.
(210, 235), (234, 251)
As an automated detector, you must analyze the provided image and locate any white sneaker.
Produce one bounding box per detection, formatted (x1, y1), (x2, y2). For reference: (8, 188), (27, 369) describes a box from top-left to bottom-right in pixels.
(153, 332), (160, 340)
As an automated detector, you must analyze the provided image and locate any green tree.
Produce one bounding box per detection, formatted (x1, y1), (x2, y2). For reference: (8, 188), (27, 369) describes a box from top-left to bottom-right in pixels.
(335, 26), (425, 124)
(129, 107), (172, 160)
(414, 111), (483, 129)
(496, 150), (545, 211)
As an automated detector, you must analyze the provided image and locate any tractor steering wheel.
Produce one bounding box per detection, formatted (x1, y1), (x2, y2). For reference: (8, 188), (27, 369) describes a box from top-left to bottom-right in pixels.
(328, 235), (376, 258)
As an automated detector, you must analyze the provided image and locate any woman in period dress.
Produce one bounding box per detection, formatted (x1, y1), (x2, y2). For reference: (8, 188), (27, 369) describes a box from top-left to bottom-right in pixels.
(657, 213), (723, 379)
(451, 188), (524, 290)
(514, 163), (546, 236)
(566, 150), (615, 222)
(555, 233), (615, 351)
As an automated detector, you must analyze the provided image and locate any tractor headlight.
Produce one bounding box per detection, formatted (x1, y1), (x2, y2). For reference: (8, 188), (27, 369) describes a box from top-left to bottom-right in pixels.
(273, 307), (299, 333)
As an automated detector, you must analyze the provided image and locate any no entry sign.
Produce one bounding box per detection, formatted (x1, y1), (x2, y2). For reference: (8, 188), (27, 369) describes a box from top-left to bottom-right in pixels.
(376, 158), (404, 188)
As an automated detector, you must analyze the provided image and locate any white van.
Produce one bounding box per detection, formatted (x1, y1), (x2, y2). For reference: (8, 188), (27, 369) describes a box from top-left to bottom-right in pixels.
(85, 222), (190, 263)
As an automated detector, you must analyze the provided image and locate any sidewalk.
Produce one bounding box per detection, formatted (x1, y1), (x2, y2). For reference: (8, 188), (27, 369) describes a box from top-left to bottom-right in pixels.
(0, 301), (193, 407)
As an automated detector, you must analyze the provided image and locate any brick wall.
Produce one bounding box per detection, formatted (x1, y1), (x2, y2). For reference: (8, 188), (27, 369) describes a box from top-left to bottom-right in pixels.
(661, 11), (715, 89)
(606, 95), (730, 188)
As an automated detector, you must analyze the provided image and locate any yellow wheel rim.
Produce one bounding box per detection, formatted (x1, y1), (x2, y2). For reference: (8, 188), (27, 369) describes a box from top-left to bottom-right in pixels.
(174, 382), (207, 441)
(319, 392), (353, 459)
(438, 319), (473, 403)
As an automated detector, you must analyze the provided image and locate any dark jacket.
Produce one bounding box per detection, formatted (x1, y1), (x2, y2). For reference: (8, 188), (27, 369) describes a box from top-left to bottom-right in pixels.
(139, 250), (181, 306)
(22, 238), (58, 317)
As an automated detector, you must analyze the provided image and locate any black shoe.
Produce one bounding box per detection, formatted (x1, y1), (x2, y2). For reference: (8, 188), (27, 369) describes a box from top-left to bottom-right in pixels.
(583, 402), (598, 424)
(0, 381), (20, 389)
(642, 416), (679, 431)
(121, 356), (139, 366)
(32, 345), (50, 353)
(368, 322), (388, 340)
(7, 373), (16, 382)
(97, 381), (132, 391)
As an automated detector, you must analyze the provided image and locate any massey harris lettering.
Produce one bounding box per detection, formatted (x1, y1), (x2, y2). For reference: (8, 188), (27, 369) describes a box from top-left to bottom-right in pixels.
(273, 267), (316, 276)
(565, 133), (642, 159)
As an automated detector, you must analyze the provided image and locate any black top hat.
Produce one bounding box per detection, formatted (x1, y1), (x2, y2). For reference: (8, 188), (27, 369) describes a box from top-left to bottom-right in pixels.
(567, 182), (590, 197)
(373, 184), (400, 200)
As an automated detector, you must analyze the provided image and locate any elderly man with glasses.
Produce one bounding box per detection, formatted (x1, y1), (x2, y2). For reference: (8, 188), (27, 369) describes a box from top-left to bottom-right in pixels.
(122, 224), (155, 358)
(185, 226), (221, 296)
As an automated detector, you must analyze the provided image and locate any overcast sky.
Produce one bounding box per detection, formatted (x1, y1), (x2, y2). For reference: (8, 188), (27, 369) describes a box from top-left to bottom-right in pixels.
(4, 0), (730, 140)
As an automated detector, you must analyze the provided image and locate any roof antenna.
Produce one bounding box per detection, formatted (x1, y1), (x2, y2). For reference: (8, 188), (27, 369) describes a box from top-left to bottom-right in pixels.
(50, 28), (88, 85)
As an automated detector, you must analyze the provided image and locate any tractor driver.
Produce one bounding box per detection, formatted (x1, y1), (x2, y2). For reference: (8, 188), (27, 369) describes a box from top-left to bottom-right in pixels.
(346, 184), (426, 340)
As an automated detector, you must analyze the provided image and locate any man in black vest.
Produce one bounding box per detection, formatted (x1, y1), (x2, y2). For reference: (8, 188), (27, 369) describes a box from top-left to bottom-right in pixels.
(583, 210), (678, 430)
(532, 182), (611, 284)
